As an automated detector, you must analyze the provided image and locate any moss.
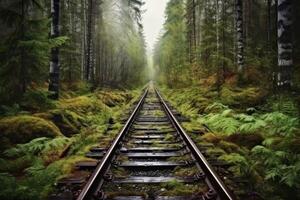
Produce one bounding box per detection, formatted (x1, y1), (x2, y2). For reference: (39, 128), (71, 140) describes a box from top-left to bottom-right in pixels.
(220, 86), (267, 108)
(164, 133), (174, 141)
(21, 89), (56, 112)
(218, 140), (247, 154)
(160, 180), (207, 196)
(205, 147), (226, 156)
(201, 132), (222, 144)
(111, 167), (128, 177)
(168, 154), (191, 162)
(153, 110), (165, 117)
(174, 166), (199, 177)
(225, 133), (264, 149)
(0, 116), (62, 151)
(95, 89), (131, 107)
(35, 109), (85, 136)
(0, 155), (33, 174)
(58, 156), (96, 175)
(59, 95), (108, 114)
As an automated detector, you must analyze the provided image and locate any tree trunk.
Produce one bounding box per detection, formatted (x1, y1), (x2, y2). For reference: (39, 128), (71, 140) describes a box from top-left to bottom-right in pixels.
(49, 0), (60, 99)
(85, 0), (93, 81)
(277, 0), (293, 90)
(20, 0), (26, 94)
(267, 0), (272, 46)
(187, 0), (196, 64)
(236, 0), (244, 75)
(81, 0), (86, 80)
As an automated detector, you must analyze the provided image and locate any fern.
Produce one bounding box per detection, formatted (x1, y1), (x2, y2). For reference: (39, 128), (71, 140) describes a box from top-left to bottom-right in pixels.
(237, 114), (266, 134)
(0, 104), (22, 116)
(252, 145), (300, 188)
(219, 153), (253, 178)
(204, 102), (228, 113)
(202, 110), (240, 135)
(5, 137), (71, 158)
(261, 112), (298, 136)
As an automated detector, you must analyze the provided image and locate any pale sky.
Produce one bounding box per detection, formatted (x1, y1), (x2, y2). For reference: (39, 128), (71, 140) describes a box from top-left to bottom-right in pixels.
(142, 0), (167, 55)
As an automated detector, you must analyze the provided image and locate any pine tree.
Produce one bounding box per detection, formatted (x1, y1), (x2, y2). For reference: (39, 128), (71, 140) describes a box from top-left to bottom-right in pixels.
(0, 0), (52, 103)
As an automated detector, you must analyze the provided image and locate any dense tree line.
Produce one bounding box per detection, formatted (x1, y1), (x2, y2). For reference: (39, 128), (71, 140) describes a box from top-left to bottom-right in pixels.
(0, 0), (146, 103)
(154, 0), (299, 92)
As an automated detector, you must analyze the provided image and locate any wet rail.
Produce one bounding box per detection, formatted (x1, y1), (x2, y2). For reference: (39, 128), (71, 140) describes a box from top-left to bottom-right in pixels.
(53, 85), (235, 200)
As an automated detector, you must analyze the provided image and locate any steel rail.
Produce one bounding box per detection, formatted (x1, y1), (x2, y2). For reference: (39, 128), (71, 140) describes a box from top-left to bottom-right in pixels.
(76, 88), (148, 200)
(155, 87), (235, 200)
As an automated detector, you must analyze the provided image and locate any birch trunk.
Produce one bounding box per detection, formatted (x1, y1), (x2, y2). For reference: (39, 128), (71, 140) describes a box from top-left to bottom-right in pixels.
(49, 0), (60, 99)
(236, 0), (244, 74)
(277, 0), (293, 89)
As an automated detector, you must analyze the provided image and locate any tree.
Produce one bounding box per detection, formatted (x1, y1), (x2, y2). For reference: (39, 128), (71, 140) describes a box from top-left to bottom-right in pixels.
(85, 0), (95, 82)
(236, 0), (244, 76)
(186, 0), (196, 64)
(0, 0), (53, 103)
(277, 0), (293, 90)
(48, 0), (60, 99)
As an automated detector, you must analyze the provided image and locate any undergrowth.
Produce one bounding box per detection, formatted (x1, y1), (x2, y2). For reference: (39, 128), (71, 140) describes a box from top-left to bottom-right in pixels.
(0, 86), (141, 200)
(161, 85), (300, 200)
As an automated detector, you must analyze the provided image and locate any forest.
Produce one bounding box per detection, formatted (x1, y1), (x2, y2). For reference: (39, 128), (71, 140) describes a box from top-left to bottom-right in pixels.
(0, 0), (299, 200)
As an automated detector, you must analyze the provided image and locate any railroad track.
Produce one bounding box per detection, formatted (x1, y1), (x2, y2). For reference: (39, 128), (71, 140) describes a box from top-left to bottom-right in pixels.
(53, 85), (235, 200)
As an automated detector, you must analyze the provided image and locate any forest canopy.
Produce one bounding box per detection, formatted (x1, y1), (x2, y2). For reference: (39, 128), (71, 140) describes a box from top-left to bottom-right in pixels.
(0, 0), (299, 200)
(0, 0), (147, 104)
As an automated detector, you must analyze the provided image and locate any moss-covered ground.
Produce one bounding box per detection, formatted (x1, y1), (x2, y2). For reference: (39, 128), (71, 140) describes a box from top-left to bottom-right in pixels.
(0, 83), (142, 200)
(160, 83), (300, 200)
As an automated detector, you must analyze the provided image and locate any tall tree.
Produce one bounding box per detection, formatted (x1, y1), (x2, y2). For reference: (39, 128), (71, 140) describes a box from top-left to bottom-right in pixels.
(236, 0), (244, 76)
(0, 0), (53, 103)
(186, 0), (196, 64)
(48, 0), (60, 99)
(277, 0), (293, 90)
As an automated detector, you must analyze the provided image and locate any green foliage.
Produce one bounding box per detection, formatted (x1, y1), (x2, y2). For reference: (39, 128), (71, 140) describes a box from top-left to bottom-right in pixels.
(252, 145), (300, 188)
(220, 86), (267, 108)
(204, 102), (228, 113)
(4, 137), (71, 158)
(0, 1), (68, 104)
(161, 180), (206, 196)
(220, 153), (251, 177)
(21, 90), (56, 111)
(0, 160), (64, 200)
(201, 109), (240, 135)
(0, 104), (22, 117)
(0, 116), (62, 151)
(261, 112), (298, 136)
(153, 0), (188, 86)
(200, 102), (299, 138)
(236, 114), (266, 134)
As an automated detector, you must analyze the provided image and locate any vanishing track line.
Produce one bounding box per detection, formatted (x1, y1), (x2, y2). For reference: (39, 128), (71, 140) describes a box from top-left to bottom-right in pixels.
(53, 84), (235, 200)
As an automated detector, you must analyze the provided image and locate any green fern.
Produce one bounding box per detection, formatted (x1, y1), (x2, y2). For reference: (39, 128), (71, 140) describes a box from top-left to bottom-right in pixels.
(202, 111), (240, 135)
(237, 114), (266, 134)
(219, 153), (253, 178)
(252, 145), (300, 188)
(5, 137), (71, 158)
(204, 102), (228, 113)
(261, 112), (298, 136)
